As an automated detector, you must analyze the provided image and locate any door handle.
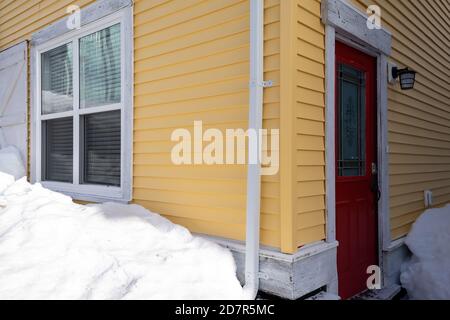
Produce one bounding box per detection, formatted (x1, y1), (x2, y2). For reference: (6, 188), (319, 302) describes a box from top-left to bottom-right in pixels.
(371, 163), (381, 201)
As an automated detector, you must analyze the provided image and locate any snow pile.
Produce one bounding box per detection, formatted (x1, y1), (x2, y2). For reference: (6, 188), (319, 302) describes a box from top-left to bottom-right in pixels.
(0, 146), (26, 180)
(0, 174), (245, 300)
(400, 205), (450, 300)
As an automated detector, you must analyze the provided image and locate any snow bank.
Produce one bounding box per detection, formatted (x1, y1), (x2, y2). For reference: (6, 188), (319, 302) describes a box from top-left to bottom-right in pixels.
(400, 205), (450, 300)
(0, 146), (26, 180)
(0, 174), (245, 300)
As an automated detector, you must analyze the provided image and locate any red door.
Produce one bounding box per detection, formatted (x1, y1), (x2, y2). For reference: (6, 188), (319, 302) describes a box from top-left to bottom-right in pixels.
(335, 42), (378, 299)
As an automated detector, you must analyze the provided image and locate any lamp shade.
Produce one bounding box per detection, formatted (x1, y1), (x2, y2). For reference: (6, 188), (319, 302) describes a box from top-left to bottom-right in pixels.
(398, 69), (416, 90)
(392, 67), (417, 90)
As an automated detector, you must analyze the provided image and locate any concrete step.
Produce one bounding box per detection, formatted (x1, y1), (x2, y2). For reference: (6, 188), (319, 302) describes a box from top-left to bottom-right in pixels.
(351, 285), (402, 300)
(306, 292), (341, 300)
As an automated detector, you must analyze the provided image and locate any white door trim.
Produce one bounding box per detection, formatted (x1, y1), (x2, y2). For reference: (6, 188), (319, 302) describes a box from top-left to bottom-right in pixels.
(322, 0), (392, 292)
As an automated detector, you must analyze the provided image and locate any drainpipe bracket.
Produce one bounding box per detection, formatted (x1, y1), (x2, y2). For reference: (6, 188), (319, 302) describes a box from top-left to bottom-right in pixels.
(249, 80), (273, 88)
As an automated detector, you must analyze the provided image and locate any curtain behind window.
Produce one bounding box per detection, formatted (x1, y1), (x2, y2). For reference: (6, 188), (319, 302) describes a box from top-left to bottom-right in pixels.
(41, 44), (73, 114)
(42, 117), (73, 183)
(81, 110), (121, 186)
(80, 23), (121, 109)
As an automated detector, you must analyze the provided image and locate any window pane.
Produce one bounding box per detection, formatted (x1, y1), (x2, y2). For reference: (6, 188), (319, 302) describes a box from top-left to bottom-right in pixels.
(338, 64), (366, 177)
(41, 43), (73, 114)
(80, 24), (121, 108)
(81, 110), (121, 186)
(42, 117), (73, 183)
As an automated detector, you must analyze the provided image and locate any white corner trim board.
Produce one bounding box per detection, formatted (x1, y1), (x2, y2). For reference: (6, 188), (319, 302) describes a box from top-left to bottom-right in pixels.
(324, 25), (336, 244)
(321, 0), (392, 55)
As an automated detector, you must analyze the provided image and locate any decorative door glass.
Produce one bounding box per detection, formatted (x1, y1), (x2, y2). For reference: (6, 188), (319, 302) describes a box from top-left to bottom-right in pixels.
(337, 64), (366, 177)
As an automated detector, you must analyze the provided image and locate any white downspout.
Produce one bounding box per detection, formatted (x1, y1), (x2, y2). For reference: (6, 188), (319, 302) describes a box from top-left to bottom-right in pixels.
(243, 0), (264, 300)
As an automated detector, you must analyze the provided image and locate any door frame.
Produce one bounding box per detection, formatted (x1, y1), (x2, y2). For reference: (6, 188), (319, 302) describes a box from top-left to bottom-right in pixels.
(321, 0), (392, 293)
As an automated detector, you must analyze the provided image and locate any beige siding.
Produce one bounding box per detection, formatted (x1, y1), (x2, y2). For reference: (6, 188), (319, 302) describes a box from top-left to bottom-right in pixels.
(133, 0), (282, 248)
(0, 0), (282, 249)
(351, 0), (450, 239)
(262, 0), (282, 247)
(278, 0), (326, 251)
(294, 0), (326, 247)
(0, 0), (95, 49)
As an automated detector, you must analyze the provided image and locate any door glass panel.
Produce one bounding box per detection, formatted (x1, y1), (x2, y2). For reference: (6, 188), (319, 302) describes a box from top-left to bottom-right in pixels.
(338, 64), (366, 177)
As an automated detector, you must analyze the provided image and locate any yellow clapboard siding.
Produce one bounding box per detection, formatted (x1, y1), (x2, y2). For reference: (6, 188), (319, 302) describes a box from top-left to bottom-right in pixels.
(295, 165), (325, 181)
(296, 135), (325, 151)
(296, 54), (325, 78)
(262, 0), (281, 248)
(290, 0), (326, 249)
(295, 102), (324, 121)
(135, 46), (249, 85)
(390, 163), (450, 176)
(135, 1), (249, 46)
(390, 180), (450, 197)
(135, 93), (248, 118)
(135, 31), (249, 71)
(134, 0), (281, 249)
(297, 210), (326, 231)
(390, 172), (450, 187)
(297, 180), (325, 198)
(296, 150), (325, 166)
(0, 0), (95, 48)
(296, 195), (325, 214)
(295, 225), (325, 247)
(134, 176), (246, 194)
(135, 62), (249, 96)
(135, 17), (249, 60)
(135, 0), (246, 38)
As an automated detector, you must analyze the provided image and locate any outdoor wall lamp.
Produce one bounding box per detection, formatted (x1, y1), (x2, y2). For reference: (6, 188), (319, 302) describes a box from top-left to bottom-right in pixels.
(391, 67), (417, 90)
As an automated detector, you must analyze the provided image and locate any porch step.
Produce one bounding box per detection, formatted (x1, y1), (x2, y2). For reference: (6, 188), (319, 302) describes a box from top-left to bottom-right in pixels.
(351, 284), (402, 300)
(306, 292), (341, 300)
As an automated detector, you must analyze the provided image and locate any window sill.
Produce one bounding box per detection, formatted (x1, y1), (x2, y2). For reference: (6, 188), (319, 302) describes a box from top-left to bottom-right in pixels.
(40, 181), (131, 204)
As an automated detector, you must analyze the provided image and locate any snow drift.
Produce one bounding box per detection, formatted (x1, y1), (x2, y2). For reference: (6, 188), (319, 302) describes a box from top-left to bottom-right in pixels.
(0, 146), (26, 180)
(0, 172), (245, 299)
(400, 205), (450, 300)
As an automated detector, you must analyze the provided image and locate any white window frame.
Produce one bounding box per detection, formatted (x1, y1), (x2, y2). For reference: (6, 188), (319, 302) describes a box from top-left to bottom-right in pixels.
(31, 6), (133, 203)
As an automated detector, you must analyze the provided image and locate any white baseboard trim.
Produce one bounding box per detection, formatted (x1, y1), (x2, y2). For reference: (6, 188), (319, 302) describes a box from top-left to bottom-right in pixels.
(382, 237), (410, 287)
(198, 234), (339, 300)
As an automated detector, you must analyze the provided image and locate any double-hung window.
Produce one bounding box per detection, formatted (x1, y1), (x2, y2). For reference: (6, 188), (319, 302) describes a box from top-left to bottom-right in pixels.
(32, 7), (132, 202)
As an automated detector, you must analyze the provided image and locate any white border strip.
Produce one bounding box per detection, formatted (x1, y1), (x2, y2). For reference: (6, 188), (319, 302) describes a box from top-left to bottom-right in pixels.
(31, 0), (132, 46)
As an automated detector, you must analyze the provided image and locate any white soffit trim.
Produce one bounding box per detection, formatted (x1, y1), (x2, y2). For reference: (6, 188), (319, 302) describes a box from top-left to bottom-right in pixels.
(321, 0), (392, 55)
(31, 0), (132, 46)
